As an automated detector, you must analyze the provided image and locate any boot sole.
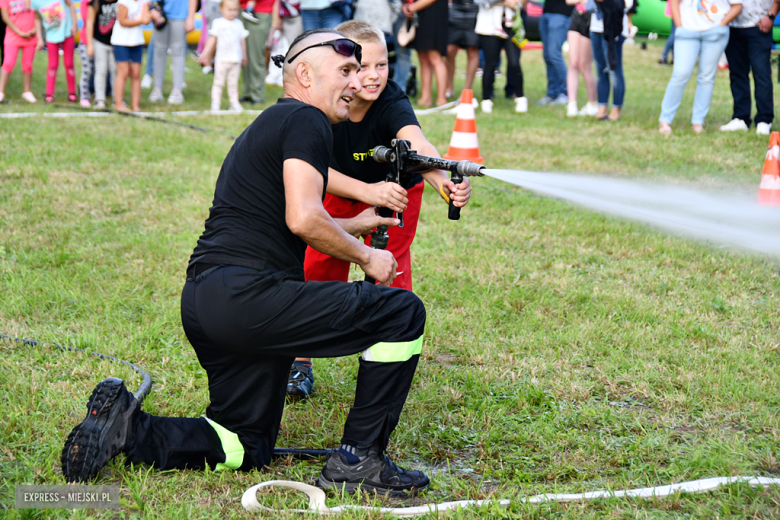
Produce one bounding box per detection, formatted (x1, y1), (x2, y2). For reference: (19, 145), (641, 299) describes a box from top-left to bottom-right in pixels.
(61, 378), (136, 483)
(316, 475), (429, 498)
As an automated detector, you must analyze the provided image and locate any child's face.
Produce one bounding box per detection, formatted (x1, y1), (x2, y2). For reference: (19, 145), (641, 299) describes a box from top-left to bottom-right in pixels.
(221, 2), (240, 19)
(355, 41), (389, 103)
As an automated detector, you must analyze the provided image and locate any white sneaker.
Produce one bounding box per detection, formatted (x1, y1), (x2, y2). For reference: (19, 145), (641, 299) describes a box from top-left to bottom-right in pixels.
(757, 122), (772, 135)
(211, 102), (221, 112)
(551, 94), (569, 106)
(21, 91), (37, 103)
(94, 100), (106, 109)
(149, 88), (164, 102)
(0, 92), (4, 103)
(567, 101), (578, 117)
(719, 118), (748, 132)
(141, 74), (152, 89)
(578, 102), (599, 116)
(229, 103), (243, 112)
(167, 89), (184, 105)
(202, 66), (213, 75)
(471, 98), (479, 109)
(480, 99), (493, 113)
(514, 96), (528, 113)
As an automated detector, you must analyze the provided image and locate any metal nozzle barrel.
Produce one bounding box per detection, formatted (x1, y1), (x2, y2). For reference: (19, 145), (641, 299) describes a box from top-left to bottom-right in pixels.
(373, 146), (393, 163)
(457, 161), (485, 177)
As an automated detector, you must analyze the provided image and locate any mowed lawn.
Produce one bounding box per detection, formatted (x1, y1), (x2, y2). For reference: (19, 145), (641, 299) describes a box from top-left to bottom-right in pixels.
(1, 40), (780, 518)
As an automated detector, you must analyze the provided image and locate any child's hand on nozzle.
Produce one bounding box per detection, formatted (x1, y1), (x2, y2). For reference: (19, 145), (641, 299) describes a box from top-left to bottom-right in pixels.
(198, 53), (210, 66)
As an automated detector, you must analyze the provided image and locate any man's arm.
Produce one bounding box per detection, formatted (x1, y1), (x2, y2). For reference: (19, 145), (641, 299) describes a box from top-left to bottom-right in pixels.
(758, 0), (779, 31)
(284, 159), (398, 285)
(396, 125), (472, 208)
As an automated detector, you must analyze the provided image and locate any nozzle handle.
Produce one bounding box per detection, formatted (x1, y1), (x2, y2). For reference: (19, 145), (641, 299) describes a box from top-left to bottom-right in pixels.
(448, 200), (461, 220)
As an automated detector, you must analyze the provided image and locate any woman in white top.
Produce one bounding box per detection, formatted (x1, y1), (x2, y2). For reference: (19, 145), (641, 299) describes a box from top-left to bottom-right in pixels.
(111, 0), (151, 112)
(658, 0), (742, 134)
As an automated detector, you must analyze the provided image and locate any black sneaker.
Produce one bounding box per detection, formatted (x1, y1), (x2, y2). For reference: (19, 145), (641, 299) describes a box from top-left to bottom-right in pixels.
(61, 378), (139, 483)
(286, 362), (314, 399)
(317, 448), (430, 497)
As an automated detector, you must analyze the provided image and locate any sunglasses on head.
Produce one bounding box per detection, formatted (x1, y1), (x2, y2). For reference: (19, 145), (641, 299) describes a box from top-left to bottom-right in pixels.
(271, 38), (362, 69)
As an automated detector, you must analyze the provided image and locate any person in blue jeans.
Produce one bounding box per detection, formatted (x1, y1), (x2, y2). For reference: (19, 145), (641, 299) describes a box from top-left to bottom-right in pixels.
(300, 0), (347, 31)
(660, 19), (675, 64)
(538, 0), (573, 105)
(720, 0), (779, 135)
(658, 0), (742, 134)
(589, 0), (630, 121)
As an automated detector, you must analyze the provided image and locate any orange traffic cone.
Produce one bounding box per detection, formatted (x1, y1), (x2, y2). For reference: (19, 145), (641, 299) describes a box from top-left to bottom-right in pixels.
(758, 131), (780, 206)
(443, 89), (484, 164)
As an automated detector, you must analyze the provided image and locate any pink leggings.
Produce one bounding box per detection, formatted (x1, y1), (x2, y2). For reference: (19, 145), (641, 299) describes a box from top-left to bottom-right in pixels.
(46, 37), (76, 96)
(1, 43), (36, 74)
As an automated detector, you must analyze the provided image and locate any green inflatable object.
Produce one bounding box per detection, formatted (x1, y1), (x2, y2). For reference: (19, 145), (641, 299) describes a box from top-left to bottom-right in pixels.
(632, 0), (672, 37)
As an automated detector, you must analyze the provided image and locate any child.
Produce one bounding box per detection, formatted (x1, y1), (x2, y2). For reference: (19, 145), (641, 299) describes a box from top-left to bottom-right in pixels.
(0, 0), (39, 103)
(198, 0), (247, 112)
(286, 20), (472, 398)
(32, 0), (77, 102)
(78, 0), (94, 106)
(86, 0), (117, 109)
(111, 0), (150, 111)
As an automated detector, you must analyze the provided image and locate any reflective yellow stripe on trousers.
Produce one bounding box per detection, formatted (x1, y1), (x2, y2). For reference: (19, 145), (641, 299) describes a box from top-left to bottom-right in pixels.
(362, 335), (423, 363)
(204, 417), (245, 471)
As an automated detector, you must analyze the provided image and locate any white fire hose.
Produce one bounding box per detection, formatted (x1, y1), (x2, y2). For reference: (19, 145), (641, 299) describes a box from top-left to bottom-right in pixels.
(242, 476), (780, 516)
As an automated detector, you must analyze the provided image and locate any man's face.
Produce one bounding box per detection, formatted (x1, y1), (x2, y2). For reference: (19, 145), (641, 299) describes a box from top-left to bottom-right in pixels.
(356, 41), (389, 103)
(309, 45), (362, 123)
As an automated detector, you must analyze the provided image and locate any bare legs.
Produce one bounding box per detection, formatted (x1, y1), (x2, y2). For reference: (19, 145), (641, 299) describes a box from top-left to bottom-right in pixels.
(446, 45), (480, 97)
(417, 49), (449, 107)
(114, 61), (143, 112)
(566, 30), (596, 104)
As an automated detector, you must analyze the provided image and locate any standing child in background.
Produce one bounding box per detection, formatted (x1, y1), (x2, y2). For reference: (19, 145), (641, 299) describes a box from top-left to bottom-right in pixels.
(78, 0), (94, 106)
(198, 0), (248, 111)
(111, 0), (150, 111)
(0, 0), (39, 103)
(86, 0), (118, 108)
(32, 0), (77, 102)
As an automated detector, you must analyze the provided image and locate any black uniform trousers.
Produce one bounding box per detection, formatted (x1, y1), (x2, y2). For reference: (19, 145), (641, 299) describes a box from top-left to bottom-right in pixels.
(725, 26), (774, 127)
(124, 264), (426, 471)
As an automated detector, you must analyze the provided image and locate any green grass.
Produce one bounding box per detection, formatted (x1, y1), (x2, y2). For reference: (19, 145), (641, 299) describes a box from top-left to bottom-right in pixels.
(1, 40), (780, 518)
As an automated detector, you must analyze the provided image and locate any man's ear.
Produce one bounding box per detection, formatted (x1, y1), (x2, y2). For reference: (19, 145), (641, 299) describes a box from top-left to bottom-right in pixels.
(296, 61), (314, 87)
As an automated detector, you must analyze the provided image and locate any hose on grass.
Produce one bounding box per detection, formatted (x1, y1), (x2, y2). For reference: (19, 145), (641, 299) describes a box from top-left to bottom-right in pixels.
(241, 476), (780, 517)
(51, 103), (239, 139)
(1, 333), (328, 459)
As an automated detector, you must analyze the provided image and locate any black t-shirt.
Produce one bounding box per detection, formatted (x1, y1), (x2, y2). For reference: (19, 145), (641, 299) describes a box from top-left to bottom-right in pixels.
(543, 0), (573, 16)
(91, 0), (117, 46)
(189, 99), (332, 276)
(330, 81), (422, 190)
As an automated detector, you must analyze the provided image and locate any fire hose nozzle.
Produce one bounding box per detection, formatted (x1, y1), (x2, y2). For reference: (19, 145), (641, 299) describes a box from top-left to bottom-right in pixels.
(457, 161), (485, 177)
(372, 146), (394, 163)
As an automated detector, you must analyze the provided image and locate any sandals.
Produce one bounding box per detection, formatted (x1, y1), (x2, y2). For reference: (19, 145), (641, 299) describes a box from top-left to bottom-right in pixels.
(68, 93), (77, 103)
(658, 122), (672, 135)
(45, 95), (55, 103)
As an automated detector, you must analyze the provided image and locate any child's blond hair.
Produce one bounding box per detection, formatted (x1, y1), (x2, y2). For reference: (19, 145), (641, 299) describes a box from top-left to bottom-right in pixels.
(220, 0), (240, 9)
(335, 20), (387, 49)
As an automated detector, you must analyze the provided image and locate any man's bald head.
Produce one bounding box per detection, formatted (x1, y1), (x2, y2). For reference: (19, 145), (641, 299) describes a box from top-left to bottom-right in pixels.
(282, 29), (347, 85)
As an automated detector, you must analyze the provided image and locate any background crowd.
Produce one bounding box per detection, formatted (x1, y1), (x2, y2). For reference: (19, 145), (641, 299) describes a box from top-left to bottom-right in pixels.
(0, 0), (776, 133)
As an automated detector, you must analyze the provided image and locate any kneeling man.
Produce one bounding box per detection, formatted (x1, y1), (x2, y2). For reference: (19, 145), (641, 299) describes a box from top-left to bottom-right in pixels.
(61, 28), (430, 497)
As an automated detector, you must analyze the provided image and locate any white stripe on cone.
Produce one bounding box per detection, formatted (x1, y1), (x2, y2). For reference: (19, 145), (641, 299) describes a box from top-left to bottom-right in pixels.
(760, 175), (780, 189)
(456, 105), (476, 120)
(449, 131), (480, 149)
(768, 145), (779, 160)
